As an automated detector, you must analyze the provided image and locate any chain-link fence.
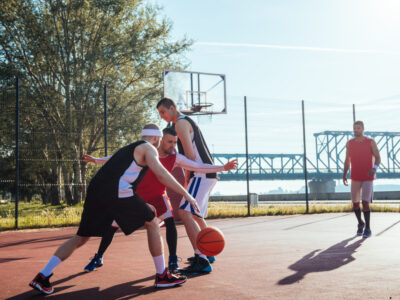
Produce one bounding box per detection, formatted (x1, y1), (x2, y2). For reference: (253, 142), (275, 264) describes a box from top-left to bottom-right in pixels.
(0, 79), (149, 229)
(1, 79), (400, 229)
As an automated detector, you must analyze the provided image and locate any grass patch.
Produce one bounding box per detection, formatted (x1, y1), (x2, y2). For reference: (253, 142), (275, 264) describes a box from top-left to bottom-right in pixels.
(1, 201), (399, 231)
(206, 202), (400, 218)
(0, 201), (83, 231)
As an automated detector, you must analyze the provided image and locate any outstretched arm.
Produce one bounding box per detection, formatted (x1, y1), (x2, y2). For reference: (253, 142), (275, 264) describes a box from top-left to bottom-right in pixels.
(175, 153), (237, 173)
(82, 154), (111, 164)
(143, 146), (200, 214)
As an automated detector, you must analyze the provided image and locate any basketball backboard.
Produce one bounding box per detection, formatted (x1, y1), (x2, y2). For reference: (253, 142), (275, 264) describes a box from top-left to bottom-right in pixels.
(163, 69), (227, 115)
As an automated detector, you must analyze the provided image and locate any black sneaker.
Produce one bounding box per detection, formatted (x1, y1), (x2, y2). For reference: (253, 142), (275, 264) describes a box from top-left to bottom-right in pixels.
(154, 268), (187, 288)
(180, 254), (212, 275)
(187, 255), (216, 264)
(363, 228), (372, 238)
(168, 255), (180, 274)
(84, 253), (103, 272)
(29, 272), (54, 295)
(357, 221), (365, 236)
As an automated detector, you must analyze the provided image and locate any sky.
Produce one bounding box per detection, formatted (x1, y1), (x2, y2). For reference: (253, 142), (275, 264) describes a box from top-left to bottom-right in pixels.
(148, 0), (400, 195)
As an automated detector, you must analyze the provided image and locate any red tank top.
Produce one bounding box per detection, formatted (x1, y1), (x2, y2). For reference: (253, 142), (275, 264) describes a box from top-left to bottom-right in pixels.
(348, 137), (374, 181)
(136, 153), (176, 200)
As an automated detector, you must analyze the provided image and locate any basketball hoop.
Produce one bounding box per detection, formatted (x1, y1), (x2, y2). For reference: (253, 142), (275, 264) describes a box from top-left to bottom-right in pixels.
(192, 102), (213, 113)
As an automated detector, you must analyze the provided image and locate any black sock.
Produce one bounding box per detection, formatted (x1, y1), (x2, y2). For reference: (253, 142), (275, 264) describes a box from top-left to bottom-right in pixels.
(363, 210), (370, 229)
(354, 208), (363, 225)
(98, 226), (118, 256)
(165, 217), (177, 257)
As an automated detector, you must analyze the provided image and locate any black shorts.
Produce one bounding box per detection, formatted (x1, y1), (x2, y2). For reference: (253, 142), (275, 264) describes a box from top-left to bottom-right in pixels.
(77, 193), (155, 237)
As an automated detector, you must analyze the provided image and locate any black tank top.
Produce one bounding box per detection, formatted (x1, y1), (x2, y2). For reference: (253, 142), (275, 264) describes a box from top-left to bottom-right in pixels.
(173, 116), (216, 179)
(89, 141), (148, 201)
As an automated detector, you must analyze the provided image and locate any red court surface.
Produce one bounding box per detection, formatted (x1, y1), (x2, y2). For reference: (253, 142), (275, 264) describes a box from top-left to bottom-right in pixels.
(1, 213), (400, 299)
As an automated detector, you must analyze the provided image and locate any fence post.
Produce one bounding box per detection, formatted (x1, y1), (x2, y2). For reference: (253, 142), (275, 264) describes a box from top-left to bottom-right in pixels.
(244, 96), (250, 216)
(104, 85), (108, 156)
(15, 77), (19, 229)
(352, 104), (356, 123)
(302, 100), (309, 214)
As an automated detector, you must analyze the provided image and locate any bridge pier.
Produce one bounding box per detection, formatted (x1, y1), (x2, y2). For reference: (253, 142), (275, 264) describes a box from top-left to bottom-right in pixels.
(309, 178), (336, 193)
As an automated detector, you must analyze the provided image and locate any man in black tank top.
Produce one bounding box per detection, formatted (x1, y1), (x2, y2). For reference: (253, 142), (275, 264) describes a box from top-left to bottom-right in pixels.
(157, 98), (218, 275)
(29, 124), (200, 294)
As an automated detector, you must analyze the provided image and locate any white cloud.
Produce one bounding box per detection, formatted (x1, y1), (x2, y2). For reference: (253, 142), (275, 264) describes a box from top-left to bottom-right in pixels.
(195, 41), (400, 56)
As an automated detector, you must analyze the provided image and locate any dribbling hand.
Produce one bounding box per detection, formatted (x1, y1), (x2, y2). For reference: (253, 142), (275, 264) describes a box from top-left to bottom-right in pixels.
(186, 194), (200, 214)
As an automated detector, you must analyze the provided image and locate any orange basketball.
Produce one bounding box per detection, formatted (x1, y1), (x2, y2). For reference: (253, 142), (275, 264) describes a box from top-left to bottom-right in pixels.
(196, 226), (225, 257)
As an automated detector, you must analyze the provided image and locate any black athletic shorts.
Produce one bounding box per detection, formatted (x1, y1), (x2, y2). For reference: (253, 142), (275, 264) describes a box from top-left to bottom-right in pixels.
(77, 193), (155, 237)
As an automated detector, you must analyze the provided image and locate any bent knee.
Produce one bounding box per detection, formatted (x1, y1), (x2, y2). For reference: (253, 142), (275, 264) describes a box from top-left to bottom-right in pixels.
(144, 217), (158, 228)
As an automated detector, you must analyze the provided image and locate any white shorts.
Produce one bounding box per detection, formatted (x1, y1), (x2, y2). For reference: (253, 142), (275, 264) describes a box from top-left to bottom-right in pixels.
(351, 180), (374, 203)
(179, 177), (217, 218)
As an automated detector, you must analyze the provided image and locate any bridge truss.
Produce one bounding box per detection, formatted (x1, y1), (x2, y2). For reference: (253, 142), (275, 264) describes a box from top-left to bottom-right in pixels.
(215, 131), (400, 181)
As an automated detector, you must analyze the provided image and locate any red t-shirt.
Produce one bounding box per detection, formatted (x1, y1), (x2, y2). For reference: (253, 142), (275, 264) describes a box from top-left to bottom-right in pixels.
(136, 153), (176, 201)
(348, 137), (374, 181)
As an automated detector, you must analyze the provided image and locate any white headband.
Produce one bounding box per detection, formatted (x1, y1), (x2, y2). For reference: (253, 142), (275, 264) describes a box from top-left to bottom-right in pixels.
(141, 128), (162, 137)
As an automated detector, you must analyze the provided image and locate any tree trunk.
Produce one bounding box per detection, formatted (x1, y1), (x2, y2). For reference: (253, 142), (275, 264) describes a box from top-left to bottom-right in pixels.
(72, 158), (83, 204)
(62, 166), (73, 205)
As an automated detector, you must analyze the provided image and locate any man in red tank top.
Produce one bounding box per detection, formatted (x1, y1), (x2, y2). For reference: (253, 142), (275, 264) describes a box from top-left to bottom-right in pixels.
(343, 121), (381, 238)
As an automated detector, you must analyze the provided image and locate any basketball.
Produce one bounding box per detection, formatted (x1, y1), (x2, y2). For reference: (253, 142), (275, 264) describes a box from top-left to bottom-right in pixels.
(196, 226), (225, 257)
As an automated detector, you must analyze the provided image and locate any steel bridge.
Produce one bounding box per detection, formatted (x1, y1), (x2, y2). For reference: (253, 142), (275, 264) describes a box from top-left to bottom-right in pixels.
(214, 131), (400, 181)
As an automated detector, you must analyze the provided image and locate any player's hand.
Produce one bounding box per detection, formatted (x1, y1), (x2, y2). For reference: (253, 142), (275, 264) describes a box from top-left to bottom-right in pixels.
(186, 194), (200, 214)
(342, 175), (348, 186)
(368, 168), (377, 177)
(82, 154), (96, 163)
(224, 159), (238, 171)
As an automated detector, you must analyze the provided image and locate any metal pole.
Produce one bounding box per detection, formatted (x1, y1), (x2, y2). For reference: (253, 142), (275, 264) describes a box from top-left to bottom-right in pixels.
(302, 100), (309, 214)
(197, 73), (201, 105)
(15, 77), (19, 229)
(352, 104), (356, 123)
(104, 85), (108, 156)
(190, 73), (194, 107)
(244, 96), (250, 216)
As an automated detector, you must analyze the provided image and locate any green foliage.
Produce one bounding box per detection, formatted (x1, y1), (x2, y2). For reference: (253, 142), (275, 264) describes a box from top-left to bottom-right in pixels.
(0, 0), (192, 205)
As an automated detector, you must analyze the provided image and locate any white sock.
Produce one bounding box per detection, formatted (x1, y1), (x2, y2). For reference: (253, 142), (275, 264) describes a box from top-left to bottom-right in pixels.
(195, 249), (207, 260)
(153, 254), (165, 274)
(41, 256), (62, 277)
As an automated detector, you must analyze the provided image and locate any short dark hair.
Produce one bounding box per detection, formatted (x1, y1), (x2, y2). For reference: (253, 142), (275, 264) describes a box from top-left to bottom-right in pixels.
(163, 127), (177, 136)
(354, 120), (364, 128)
(157, 97), (177, 109)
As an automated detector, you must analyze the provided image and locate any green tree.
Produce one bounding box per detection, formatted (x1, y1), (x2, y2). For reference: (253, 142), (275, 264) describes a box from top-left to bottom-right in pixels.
(0, 0), (192, 205)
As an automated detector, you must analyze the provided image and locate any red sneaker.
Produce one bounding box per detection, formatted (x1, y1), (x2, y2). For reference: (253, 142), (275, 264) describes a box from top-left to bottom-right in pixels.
(154, 268), (187, 288)
(29, 272), (54, 295)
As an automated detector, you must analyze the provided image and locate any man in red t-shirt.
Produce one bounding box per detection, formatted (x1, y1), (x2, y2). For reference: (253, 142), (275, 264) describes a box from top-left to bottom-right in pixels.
(82, 128), (237, 273)
(343, 121), (381, 238)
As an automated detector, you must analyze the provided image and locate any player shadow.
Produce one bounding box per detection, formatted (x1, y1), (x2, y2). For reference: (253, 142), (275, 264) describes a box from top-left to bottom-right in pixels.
(0, 257), (28, 264)
(7, 274), (161, 299)
(277, 236), (365, 285)
(0, 235), (74, 249)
